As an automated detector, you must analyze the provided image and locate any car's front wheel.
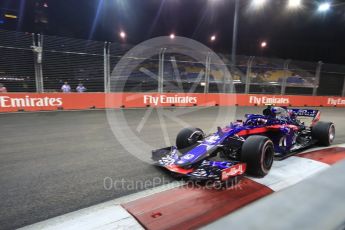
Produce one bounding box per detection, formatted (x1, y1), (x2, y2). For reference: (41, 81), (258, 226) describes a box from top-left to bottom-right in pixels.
(176, 127), (204, 151)
(241, 135), (274, 177)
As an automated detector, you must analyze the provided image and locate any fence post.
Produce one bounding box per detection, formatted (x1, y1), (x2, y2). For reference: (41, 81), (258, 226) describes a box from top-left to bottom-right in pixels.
(107, 42), (111, 93)
(342, 77), (345, 97)
(204, 52), (211, 94)
(245, 56), (254, 94)
(38, 35), (44, 92)
(281, 59), (291, 95)
(103, 42), (110, 93)
(313, 61), (323, 96)
(32, 34), (44, 93)
(32, 34), (38, 92)
(103, 42), (107, 93)
(158, 48), (166, 93)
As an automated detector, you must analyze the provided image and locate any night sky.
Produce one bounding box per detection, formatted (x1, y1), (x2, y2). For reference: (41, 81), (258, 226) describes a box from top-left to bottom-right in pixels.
(1, 0), (345, 64)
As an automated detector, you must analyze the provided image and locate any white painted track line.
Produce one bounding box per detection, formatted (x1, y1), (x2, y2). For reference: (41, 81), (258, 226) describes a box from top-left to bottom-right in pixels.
(298, 143), (345, 154)
(249, 144), (345, 191)
(20, 145), (345, 230)
(20, 205), (143, 230)
(20, 181), (185, 230)
(248, 156), (329, 191)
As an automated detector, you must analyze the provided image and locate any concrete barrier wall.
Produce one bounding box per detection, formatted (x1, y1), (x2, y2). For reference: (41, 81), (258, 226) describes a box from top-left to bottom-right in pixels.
(0, 93), (345, 112)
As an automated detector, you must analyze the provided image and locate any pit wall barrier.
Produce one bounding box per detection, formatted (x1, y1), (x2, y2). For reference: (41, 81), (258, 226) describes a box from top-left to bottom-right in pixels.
(0, 93), (345, 113)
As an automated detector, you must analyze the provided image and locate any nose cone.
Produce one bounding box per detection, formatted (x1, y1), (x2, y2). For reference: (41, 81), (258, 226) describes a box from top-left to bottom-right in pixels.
(175, 144), (210, 166)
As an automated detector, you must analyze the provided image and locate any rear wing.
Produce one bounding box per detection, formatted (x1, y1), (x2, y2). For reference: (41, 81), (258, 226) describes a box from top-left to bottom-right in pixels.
(289, 108), (320, 126)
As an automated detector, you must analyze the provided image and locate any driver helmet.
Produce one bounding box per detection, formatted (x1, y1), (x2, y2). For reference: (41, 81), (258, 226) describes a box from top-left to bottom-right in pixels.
(272, 106), (289, 118)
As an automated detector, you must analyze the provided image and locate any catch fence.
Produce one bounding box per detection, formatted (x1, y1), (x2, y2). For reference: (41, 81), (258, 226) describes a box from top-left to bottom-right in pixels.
(0, 29), (344, 97)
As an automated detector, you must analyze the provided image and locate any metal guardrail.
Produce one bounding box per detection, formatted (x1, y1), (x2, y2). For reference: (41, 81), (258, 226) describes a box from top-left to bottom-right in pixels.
(0, 29), (344, 96)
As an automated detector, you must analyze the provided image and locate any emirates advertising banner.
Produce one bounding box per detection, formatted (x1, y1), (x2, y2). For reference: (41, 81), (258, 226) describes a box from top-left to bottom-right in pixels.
(1, 93), (345, 112)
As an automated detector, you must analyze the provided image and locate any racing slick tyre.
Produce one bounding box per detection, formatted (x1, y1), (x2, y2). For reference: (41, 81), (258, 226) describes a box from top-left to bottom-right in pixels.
(312, 122), (335, 146)
(176, 127), (204, 151)
(241, 135), (274, 177)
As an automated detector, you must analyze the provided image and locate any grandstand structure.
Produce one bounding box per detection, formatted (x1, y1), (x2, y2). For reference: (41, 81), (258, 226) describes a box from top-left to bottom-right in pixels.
(0, 29), (344, 96)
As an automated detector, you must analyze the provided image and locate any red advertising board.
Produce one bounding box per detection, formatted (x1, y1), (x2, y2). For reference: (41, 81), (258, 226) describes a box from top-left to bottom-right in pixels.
(0, 93), (344, 113)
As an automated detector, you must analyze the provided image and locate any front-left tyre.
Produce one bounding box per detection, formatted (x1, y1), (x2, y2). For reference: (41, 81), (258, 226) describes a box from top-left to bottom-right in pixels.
(176, 127), (204, 151)
(241, 135), (274, 177)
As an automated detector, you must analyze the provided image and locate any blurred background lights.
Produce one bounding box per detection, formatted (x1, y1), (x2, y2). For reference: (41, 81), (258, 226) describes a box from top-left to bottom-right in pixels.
(288, 0), (302, 8)
(318, 2), (331, 12)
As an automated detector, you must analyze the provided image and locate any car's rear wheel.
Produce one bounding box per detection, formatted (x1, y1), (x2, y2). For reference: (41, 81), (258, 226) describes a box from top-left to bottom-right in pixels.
(176, 127), (204, 151)
(241, 135), (274, 177)
(312, 121), (335, 146)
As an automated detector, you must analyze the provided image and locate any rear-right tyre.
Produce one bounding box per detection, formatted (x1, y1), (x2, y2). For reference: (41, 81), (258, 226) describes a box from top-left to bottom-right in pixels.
(312, 121), (335, 146)
(241, 135), (274, 177)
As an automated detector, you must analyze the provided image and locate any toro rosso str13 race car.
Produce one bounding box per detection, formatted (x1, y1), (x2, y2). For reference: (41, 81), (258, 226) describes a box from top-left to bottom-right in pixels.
(152, 106), (335, 183)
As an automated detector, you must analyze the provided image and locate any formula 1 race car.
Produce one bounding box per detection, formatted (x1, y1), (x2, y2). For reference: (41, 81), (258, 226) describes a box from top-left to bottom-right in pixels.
(152, 106), (335, 183)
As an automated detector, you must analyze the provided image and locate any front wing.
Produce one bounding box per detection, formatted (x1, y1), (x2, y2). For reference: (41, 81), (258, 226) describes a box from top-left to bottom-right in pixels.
(152, 147), (246, 181)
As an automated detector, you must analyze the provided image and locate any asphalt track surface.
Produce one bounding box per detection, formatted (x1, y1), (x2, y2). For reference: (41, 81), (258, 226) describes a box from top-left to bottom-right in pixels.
(0, 107), (344, 229)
